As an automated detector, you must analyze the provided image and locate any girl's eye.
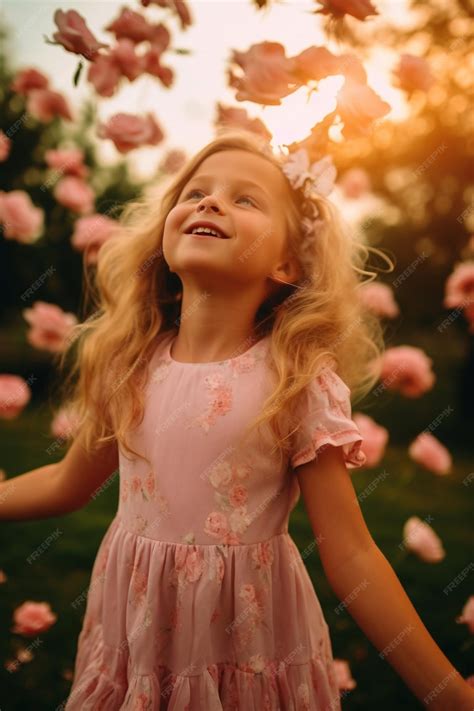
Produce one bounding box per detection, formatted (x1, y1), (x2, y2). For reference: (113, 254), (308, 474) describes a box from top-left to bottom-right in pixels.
(237, 195), (256, 206)
(183, 189), (256, 207)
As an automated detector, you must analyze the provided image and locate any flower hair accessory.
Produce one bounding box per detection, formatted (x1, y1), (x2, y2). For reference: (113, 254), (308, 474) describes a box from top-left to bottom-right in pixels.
(277, 147), (337, 281)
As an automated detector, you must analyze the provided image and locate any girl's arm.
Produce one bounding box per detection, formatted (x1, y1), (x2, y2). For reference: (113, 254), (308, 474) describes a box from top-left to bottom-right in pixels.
(0, 433), (119, 521)
(295, 445), (474, 710)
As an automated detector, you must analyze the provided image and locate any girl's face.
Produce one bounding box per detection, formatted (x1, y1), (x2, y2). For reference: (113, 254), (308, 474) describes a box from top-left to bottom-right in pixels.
(162, 149), (297, 290)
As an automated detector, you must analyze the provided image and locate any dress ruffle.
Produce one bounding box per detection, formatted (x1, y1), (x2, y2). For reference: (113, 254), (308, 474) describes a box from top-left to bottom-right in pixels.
(65, 517), (342, 710)
(291, 366), (366, 470)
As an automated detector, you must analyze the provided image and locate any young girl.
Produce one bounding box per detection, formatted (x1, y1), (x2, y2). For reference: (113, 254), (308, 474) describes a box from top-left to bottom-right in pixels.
(2, 130), (473, 711)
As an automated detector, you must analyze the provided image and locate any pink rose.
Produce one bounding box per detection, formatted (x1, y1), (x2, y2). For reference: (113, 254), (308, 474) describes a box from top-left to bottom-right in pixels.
(53, 176), (95, 215)
(141, 0), (193, 30)
(229, 42), (299, 106)
(145, 471), (155, 498)
(408, 432), (452, 476)
(45, 148), (88, 179)
(315, 0), (378, 21)
(444, 261), (474, 333)
(51, 407), (81, 440)
(142, 47), (174, 87)
(215, 103), (271, 141)
(106, 8), (154, 43)
(11, 68), (49, 95)
(11, 601), (57, 637)
(358, 282), (399, 318)
(333, 659), (357, 690)
(394, 54), (435, 93)
(402, 516), (445, 563)
(53, 9), (108, 60)
(229, 484), (248, 508)
(338, 166), (371, 199)
(293, 46), (366, 84)
(22, 300), (78, 353)
(0, 131), (11, 162)
(97, 112), (164, 153)
(204, 511), (229, 538)
(131, 475), (142, 495)
(0, 375), (32, 419)
(175, 548), (205, 583)
(87, 55), (121, 97)
(159, 148), (187, 175)
(456, 596), (474, 635)
(252, 541), (274, 568)
(26, 89), (73, 123)
(352, 413), (388, 467)
(71, 214), (118, 264)
(444, 261), (474, 309)
(239, 583), (257, 604)
(0, 190), (44, 242)
(377, 346), (435, 398)
(337, 78), (391, 139)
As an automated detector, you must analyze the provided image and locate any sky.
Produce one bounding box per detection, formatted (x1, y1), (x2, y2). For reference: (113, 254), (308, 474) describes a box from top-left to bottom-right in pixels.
(2, 0), (414, 181)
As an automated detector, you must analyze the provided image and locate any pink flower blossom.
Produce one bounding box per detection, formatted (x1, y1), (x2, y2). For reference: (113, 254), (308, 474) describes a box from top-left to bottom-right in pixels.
(377, 346), (435, 398)
(141, 0), (193, 30)
(26, 89), (73, 123)
(51, 407), (82, 440)
(0, 131), (11, 162)
(456, 596), (474, 635)
(0, 190), (44, 243)
(97, 112), (164, 153)
(142, 47), (174, 87)
(175, 547), (205, 582)
(402, 516), (445, 563)
(215, 103), (271, 141)
(159, 148), (187, 174)
(45, 148), (89, 179)
(11, 68), (49, 95)
(352, 413), (388, 467)
(408, 432), (452, 475)
(0, 375), (32, 419)
(11, 601), (57, 637)
(204, 511), (229, 538)
(338, 166), (371, 199)
(53, 9), (108, 60)
(293, 46), (366, 84)
(53, 176), (95, 215)
(358, 282), (400, 318)
(87, 39), (145, 97)
(22, 301), (78, 353)
(337, 78), (391, 139)
(71, 214), (118, 264)
(106, 8), (154, 43)
(229, 484), (248, 508)
(315, 0), (378, 21)
(333, 659), (357, 690)
(444, 261), (474, 328)
(393, 54), (435, 93)
(228, 42), (299, 106)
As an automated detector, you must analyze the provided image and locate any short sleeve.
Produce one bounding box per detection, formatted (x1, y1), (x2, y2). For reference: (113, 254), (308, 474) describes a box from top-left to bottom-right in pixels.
(290, 367), (366, 470)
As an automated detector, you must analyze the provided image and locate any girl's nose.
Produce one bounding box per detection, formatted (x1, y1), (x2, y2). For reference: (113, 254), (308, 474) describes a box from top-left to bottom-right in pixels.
(197, 194), (223, 214)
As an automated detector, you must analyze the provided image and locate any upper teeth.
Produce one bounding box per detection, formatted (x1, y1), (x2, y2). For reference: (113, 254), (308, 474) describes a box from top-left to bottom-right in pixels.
(191, 226), (223, 237)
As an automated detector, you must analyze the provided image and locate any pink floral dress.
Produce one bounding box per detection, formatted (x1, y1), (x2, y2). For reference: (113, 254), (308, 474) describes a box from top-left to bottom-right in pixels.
(65, 329), (366, 710)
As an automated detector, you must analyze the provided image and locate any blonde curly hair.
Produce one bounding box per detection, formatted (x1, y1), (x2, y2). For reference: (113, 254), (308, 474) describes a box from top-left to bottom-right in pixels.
(55, 128), (392, 469)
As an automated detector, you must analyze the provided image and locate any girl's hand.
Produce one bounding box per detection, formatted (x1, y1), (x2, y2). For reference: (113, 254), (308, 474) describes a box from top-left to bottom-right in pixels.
(429, 682), (474, 711)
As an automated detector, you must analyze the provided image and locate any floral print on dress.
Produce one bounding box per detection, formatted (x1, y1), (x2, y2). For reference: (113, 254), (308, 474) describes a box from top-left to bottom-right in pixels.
(231, 582), (269, 651)
(186, 372), (233, 433)
(203, 458), (254, 545)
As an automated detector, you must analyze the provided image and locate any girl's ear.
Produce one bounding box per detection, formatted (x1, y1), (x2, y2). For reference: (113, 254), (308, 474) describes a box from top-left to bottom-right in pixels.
(270, 254), (303, 286)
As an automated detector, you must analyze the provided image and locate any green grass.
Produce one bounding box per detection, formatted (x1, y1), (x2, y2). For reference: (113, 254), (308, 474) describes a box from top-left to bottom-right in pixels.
(0, 406), (473, 710)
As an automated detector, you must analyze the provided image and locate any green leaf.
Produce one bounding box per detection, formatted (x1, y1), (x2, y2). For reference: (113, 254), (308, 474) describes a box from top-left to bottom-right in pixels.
(73, 61), (84, 87)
